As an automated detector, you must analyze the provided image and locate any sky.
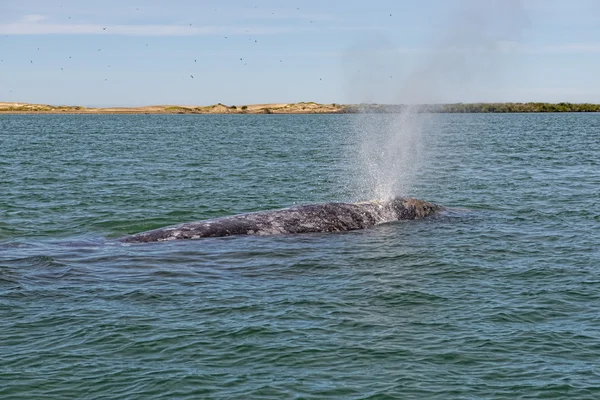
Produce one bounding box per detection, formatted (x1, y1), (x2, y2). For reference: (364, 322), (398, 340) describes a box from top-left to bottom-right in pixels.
(0, 0), (599, 106)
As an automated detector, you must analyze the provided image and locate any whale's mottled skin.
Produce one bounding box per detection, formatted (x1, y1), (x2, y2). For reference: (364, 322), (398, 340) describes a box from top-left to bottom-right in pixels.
(120, 197), (443, 243)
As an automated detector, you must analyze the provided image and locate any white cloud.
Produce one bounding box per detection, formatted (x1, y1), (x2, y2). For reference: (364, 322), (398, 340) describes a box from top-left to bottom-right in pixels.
(20, 14), (48, 23)
(500, 42), (600, 54)
(535, 43), (600, 54)
(388, 41), (600, 55)
(0, 20), (299, 36)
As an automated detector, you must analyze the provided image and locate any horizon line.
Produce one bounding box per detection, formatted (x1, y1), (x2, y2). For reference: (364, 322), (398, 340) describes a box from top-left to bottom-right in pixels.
(3, 101), (600, 107)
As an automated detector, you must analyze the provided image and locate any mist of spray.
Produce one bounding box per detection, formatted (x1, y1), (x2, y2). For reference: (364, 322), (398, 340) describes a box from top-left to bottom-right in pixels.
(343, 0), (527, 201)
(349, 107), (426, 200)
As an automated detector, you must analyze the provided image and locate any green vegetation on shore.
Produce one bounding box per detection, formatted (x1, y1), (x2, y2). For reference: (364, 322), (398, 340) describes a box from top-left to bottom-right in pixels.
(347, 102), (600, 113)
(435, 102), (600, 113)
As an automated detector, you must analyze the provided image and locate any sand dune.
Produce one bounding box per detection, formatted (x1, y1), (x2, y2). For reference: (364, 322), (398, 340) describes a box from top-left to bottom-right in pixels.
(0, 102), (347, 114)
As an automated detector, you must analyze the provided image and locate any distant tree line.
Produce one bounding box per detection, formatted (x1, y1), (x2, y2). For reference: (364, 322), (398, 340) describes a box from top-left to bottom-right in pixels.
(434, 102), (600, 113)
(343, 102), (600, 113)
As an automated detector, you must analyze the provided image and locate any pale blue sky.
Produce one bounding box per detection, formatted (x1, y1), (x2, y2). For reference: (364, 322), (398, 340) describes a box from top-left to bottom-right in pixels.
(1, 0), (599, 106)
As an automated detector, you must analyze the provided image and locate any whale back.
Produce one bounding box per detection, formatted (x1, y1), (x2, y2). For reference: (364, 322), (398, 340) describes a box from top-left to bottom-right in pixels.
(121, 197), (442, 243)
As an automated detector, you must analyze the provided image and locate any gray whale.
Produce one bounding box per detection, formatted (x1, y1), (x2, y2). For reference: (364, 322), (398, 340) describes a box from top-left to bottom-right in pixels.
(120, 196), (442, 243)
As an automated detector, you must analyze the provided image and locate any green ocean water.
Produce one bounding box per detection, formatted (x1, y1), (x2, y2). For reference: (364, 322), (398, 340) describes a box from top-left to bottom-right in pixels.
(1, 113), (599, 399)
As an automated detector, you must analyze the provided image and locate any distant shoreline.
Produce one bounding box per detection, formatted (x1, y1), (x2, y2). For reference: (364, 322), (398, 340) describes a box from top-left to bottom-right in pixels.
(1, 101), (600, 114)
(0, 102), (346, 115)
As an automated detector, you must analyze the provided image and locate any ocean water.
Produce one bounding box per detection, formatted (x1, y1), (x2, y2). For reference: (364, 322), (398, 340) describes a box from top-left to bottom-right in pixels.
(1, 113), (599, 399)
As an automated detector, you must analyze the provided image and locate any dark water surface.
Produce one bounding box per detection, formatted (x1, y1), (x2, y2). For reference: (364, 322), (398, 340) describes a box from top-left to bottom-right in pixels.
(1, 113), (599, 399)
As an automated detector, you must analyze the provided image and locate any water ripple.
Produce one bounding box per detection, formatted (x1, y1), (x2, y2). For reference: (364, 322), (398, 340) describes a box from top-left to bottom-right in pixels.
(1, 114), (600, 398)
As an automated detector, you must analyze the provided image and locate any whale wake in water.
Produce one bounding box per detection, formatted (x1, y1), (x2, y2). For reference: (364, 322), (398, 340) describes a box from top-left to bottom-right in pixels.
(120, 196), (443, 243)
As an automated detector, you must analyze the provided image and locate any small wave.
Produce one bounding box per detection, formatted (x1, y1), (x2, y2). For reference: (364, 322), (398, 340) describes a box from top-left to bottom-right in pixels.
(3, 255), (66, 269)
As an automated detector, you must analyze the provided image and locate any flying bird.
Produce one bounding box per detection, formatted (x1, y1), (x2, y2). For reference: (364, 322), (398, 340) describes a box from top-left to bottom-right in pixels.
(190, 75), (194, 79)
(102, 27), (106, 30)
